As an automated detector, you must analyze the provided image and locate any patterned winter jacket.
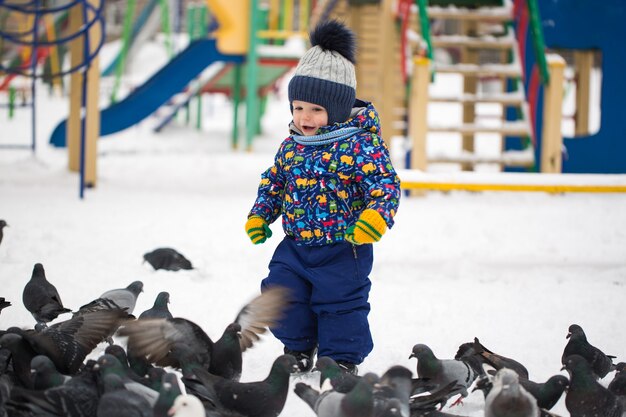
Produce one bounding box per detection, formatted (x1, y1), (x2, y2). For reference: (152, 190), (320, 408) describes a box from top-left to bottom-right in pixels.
(249, 100), (401, 246)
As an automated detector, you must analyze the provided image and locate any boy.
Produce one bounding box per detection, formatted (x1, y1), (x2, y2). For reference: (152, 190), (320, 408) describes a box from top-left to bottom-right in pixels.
(245, 20), (401, 374)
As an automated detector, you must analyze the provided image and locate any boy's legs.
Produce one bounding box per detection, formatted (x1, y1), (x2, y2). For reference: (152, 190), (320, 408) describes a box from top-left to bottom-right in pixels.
(308, 242), (374, 365)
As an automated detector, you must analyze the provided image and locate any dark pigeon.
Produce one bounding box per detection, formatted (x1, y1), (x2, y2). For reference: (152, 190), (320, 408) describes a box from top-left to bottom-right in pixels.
(315, 356), (361, 393)
(3, 308), (127, 375)
(96, 354), (159, 407)
(104, 344), (149, 384)
(0, 332), (39, 388)
(562, 354), (623, 417)
(0, 220), (7, 247)
(139, 292), (173, 320)
(608, 362), (626, 409)
(562, 324), (616, 379)
(410, 381), (462, 412)
(200, 354), (299, 417)
(294, 372), (378, 417)
(519, 374), (569, 410)
(409, 343), (477, 407)
(485, 368), (539, 417)
(143, 248), (193, 271)
(0, 298), (10, 315)
(22, 263), (72, 326)
(154, 372), (183, 417)
(373, 365), (413, 417)
(31, 355), (70, 390)
(5, 359), (101, 417)
(455, 337), (530, 379)
(118, 286), (290, 381)
(97, 373), (153, 417)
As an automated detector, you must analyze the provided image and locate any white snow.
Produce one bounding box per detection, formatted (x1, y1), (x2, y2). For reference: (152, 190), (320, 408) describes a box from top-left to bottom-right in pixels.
(0, 38), (625, 417)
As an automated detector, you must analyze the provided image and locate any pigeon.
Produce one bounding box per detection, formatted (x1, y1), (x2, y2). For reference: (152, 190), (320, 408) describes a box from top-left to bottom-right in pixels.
(22, 263), (72, 326)
(410, 381), (462, 412)
(199, 354), (299, 417)
(31, 355), (70, 390)
(143, 248), (193, 271)
(76, 280), (144, 317)
(315, 356), (361, 393)
(97, 373), (153, 417)
(168, 394), (206, 417)
(408, 343), (476, 407)
(0, 332), (39, 388)
(96, 354), (160, 407)
(2, 308), (128, 376)
(562, 354), (623, 417)
(608, 362), (626, 408)
(294, 372), (378, 417)
(0, 220), (7, 247)
(0, 298), (10, 315)
(374, 365), (413, 417)
(485, 368), (539, 417)
(139, 291), (174, 320)
(154, 373), (183, 417)
(118, 286), (290, 381)
(562, 324), (616, 379)
(104, 344), (149, 384)
(455, 337), (530, 379)
(519, 374), (569, 410)
(6, 359), (101, 417)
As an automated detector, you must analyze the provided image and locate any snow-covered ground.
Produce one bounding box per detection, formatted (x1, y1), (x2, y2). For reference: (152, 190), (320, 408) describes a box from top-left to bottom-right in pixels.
(0, 39), (625, 416)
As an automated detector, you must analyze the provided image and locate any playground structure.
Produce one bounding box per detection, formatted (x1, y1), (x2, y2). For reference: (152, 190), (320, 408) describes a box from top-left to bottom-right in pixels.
(324, 0), (626, 190)
(2, 0), (625, 199)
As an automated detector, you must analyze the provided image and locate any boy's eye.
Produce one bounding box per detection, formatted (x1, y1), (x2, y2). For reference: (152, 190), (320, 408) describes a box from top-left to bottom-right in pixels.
(294, 107), (302, 111)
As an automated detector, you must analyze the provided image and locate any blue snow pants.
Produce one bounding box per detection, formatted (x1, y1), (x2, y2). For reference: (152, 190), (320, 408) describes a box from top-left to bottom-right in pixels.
(261, 236), (374, 364)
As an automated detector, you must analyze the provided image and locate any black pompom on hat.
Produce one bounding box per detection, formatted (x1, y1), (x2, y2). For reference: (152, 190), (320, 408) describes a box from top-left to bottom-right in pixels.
(288, 20), (357, 126)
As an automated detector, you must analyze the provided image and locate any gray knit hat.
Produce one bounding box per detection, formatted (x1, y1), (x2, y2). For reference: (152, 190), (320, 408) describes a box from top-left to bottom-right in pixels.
(288, 20), (357, 125)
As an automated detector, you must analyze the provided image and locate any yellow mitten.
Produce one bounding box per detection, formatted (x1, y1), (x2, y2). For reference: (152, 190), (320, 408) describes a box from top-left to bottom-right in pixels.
(245, 216), (273, 244)
(345, 209), (387, 245)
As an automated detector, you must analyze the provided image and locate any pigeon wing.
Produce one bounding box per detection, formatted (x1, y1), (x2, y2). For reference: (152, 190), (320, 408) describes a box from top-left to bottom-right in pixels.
(233, 286), (290, 351)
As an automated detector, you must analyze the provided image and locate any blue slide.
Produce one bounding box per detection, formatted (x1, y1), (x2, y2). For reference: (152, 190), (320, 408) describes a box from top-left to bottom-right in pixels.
(50, 39), (243, 147)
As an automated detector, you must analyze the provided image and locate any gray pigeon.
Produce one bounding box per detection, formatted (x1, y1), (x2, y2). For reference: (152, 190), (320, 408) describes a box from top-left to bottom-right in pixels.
(154, 373), (183, 417)
(562, 354), (623, 417)
(315, 356), (361, 393)
(562, 324), (616, 379)
(0, 220), (7, 247)
(22, 263), (72, 326)
(294, 372), (378, 417)
(139, 292), (173, 320)
(409, 343), (476, 407)
(485, 368), (539, 417)
(143, 248), (193, 271)
(31, 355), (70, 390)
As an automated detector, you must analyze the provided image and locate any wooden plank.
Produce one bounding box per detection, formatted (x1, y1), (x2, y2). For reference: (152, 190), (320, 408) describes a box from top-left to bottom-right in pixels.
(541, 55), (566, 173)
(435, 63), (522, 77)
(428, 122), (531, 136)
(426, 7), (512, 22)
(432, 35), (515, 49)
(429, 92), (525, 104)
(574, 50), (592, 135)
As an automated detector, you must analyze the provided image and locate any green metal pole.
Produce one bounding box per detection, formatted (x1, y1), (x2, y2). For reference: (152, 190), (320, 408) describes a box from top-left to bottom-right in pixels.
(232, 64), (242, 148)
(416, 0), (433, 61)
(245, 0), (261, 150)
(527, 0), (550, 84)
(159, 0), (173, 57)
(111, 0), (136, 103)
(8, 86), (16, 119)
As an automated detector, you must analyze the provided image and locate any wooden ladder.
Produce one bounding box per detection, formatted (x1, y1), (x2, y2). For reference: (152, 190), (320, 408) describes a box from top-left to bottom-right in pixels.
(412, 0), (535, 171)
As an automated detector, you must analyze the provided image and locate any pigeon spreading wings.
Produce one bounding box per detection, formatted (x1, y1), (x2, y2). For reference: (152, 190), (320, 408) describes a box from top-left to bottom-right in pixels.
(117, 286), (290, 381)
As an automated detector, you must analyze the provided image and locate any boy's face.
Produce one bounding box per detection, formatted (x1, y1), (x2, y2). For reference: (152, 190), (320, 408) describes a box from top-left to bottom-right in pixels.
(292, 100), (328, 136)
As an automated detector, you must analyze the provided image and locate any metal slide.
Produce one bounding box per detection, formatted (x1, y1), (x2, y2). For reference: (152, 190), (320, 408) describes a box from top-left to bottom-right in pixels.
(49, 39), (243, 147)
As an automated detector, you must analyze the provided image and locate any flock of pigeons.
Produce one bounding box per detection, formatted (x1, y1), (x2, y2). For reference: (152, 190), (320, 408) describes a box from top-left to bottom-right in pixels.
(0, 258), (624, 417)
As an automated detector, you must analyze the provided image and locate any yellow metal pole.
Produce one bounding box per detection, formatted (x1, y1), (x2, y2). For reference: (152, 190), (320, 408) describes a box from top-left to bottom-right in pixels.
(299, 0), (309, 32)
(400, 181), (626, 194)
(269, 0), (280, 31)
(540, 54), (565, 173)
(284, 0), (294, 32)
